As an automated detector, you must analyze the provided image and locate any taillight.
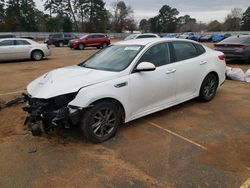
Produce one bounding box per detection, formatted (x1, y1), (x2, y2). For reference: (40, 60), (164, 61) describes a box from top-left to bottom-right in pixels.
(235, 45), (246, 49)
(218, 54), (225, 60)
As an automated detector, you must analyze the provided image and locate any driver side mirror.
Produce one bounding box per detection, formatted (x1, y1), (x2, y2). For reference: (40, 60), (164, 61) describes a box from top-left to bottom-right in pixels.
(136, 62), (156, 72)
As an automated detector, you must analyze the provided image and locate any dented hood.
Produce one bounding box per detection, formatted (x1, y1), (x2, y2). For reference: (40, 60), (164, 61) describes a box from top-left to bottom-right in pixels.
(27, 65), (119, 99)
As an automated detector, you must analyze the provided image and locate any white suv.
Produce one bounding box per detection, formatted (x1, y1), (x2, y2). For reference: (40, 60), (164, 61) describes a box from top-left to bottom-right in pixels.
(24, 38), (226, 143)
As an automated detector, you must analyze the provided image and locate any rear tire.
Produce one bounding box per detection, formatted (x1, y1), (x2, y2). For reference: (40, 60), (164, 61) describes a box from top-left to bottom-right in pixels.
(198, 74), (218, 102)
(80, 101), (120, 143)
(78, 43), (85, 50)
(31, 50), (43, 61)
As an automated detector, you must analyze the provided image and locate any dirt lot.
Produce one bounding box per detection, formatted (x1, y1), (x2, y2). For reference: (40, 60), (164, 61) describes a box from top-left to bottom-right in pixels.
(0, 42), (250, 188)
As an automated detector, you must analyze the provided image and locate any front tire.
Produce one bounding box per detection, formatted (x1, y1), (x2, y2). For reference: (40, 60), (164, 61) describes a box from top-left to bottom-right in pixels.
(80, 101), (120, 143)
(78, 43), (85, 50)
(198, 74), (218, 102)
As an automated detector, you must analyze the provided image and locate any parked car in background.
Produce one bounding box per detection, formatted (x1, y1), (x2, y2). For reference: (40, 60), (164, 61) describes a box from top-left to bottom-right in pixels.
(178, 32), (194, 39)
(214, 35), (250, 63)
(124, 33), (159, 40)
(68, 33), (110, 50)
(24, 38), (226, 143)
(199, 34), (213, 42)
(187, 34), (203, 41)
(0, 38), (51, 62)
(0, 34), (16, 39)
(45, 33), (78, 47)
(212, 33), (231, 43)
(162, 33), (178, 38)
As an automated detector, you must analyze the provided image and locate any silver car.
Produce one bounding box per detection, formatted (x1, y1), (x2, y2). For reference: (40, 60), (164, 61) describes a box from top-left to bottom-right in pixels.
(0, 38), (51, 62)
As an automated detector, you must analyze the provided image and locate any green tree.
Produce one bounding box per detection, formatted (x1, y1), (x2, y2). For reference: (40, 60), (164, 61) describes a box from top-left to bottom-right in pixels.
(148, 16), (160, 33)
(158, 5), (179, 32)
(0, 0), (5, 31)
(62, 16), (72, 32)
(177, 15), (198, 32)
(19, 0), (41, 31)
(139, 19), (149, 32)
(76, 0), (108, 32)
(241, 6), (250, 31)
(5, 0), (22, 31)
(207, 20), (222, 31)
(44, 0), (78, 31)
(224, 8), (242, 31)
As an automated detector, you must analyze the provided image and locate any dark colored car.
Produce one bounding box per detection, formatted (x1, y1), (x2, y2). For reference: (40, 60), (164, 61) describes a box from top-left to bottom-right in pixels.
(214, 35), (250, 63)
(199, 35), (213, 42)
(45, 33), (78, 47)
(187, 34), (202, 41)
(0, 34), (16, 39)
(68, 33), (110, 50)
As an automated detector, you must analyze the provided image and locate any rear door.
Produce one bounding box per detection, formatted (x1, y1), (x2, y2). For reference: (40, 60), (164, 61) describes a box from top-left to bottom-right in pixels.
(14, 40), (33, 59)
(0, 39), (16, 61)
(170, 41), (207, 100)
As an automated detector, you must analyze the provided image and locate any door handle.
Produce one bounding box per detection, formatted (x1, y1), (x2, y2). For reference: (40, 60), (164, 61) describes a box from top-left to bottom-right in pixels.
(166, 69), (176, 74)
(200, 61), (207, 65)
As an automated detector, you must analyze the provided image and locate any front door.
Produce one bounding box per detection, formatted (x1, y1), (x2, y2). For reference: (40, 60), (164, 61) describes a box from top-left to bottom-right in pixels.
(129, 42), (176, 119)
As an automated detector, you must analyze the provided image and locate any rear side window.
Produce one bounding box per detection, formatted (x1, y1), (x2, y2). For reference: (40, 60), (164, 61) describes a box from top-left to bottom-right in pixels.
(172, 41), (199, 61)
(0, 40), (15, 46)
(139, 42), (171, 67)
(15, 40), (30, 45)
(137, 35), (157, 39)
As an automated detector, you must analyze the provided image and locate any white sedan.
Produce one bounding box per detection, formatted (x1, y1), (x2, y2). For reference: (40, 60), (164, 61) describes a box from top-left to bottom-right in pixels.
(0, 38), (51, 62)
(24, 38), (226, 143)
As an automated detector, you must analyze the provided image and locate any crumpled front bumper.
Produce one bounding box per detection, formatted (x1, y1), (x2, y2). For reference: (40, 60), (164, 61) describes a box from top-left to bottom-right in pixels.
(23, 94), (81, 136)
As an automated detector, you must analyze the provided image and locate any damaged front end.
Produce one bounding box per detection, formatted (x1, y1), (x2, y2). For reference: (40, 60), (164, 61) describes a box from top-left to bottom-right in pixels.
(23, 92), (81, 136)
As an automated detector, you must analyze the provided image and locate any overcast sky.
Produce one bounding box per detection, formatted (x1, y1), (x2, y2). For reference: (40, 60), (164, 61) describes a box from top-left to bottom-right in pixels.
(34, 0), (249, 23)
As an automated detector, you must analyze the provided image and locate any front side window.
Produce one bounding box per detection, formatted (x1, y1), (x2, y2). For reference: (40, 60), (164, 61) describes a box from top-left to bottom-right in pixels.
(0, 40), (15, 46)
(79, 45), (143, 72)
(15, 40), (30, 45)
(139, 43), (170, 67)
(172, 41), (198, 61)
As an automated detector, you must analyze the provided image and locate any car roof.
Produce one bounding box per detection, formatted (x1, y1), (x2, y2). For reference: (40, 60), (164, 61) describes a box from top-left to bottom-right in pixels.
(115, 38), (197, 46)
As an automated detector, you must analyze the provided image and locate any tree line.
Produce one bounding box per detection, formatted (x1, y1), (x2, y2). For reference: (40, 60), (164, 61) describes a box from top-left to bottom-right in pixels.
(139, 6), (250, 33)
(0, 0), (250, 33)
(0, 0), (136, 32)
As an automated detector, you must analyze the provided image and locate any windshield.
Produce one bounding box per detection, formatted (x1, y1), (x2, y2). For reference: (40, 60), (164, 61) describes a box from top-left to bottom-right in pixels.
(80, 35), (88, 39)
(124, 34), (138, 40)
(79, 45), (143, 72)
